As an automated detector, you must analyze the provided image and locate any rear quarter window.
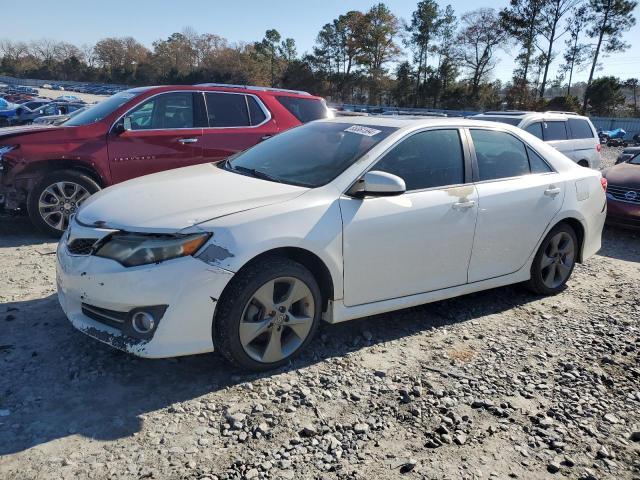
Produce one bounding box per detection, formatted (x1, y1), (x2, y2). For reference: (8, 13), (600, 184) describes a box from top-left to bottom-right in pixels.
(544, 121), (568, 141)
(276, 96), (328, 123)
(568, 118), (595, 139)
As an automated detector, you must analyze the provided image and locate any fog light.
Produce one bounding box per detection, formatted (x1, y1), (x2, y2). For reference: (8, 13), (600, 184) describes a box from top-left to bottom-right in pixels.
(131, 311), (155, 334)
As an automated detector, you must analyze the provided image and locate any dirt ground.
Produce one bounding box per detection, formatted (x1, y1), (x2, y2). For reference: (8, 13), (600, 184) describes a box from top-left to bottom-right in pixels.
(0, 147), (639, 480)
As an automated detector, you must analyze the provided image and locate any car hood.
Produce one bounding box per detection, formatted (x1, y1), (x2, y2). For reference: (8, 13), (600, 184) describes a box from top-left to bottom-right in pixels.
(76, 163), (309, 231)
(0, 124), (58, 139)
(604, 162), (640, 189)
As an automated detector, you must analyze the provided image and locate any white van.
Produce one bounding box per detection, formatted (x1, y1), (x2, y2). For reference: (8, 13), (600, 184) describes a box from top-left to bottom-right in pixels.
(472, 111), (601, 169)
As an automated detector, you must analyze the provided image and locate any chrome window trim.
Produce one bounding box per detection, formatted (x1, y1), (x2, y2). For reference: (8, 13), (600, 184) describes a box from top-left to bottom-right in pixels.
(109, 90), (272, 134)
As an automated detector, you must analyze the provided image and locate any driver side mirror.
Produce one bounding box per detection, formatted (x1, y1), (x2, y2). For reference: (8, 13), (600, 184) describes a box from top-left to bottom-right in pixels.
(348, 170), (406, 197)
(113, 116), (132, 134)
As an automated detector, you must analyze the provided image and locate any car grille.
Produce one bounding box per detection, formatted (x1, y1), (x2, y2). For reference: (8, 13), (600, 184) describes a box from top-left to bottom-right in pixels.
(67, 238), (98, 255)
(81, 303), (127, 330)
(607, 185), (640, 205)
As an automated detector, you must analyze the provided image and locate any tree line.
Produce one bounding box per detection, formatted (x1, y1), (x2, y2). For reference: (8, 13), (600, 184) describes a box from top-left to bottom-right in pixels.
(1, 0), (637, 115)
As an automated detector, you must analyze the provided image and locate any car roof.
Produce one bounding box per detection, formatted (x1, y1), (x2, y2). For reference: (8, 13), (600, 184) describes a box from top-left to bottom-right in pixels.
(321, 115), (529, 132)
(124, 84), (322, 100)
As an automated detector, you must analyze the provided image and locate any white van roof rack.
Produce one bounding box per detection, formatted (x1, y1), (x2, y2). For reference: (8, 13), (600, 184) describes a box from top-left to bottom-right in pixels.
(545, 111), (579, 115)
(195, 83), (311, 96)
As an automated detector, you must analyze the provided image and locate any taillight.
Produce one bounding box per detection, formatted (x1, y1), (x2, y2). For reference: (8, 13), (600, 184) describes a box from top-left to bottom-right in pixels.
(600, 177), (608, 192)
(596, 143), (602, 153)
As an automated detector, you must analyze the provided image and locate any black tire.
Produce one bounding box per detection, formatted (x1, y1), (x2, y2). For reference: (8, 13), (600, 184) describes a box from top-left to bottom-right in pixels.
(27, 169), (100, 237)
(577, 160), (589, 168)
(526, 223), (578, 295)
(213, 256), (322, 371)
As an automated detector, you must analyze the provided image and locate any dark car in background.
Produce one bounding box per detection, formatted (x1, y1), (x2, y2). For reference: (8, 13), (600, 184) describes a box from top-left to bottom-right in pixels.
(0, 83), (330, 235)
(33, 105), (89, 126)
(603, 155), (640, 229)
(616, 146), (640, 165)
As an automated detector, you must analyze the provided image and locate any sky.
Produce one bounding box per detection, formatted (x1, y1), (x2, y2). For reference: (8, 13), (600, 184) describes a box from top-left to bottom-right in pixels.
(3, 0), (639, 83)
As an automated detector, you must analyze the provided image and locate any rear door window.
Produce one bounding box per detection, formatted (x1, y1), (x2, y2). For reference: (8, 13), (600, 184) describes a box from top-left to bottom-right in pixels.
(247, 96), (267, 125)
(527, 147), (552, 173)
(470, 129), (530, 181)
(568, 118), (594, 139)
(544, 121), (568, 141)
(205, 92), (250, 127)
(373, 129), (465, 190)
(276, 96), (328, 123)
(524, 122), (543, 140)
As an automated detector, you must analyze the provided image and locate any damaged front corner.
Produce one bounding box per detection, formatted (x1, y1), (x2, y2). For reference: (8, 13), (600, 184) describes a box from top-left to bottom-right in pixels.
(197, 243), (235, 265)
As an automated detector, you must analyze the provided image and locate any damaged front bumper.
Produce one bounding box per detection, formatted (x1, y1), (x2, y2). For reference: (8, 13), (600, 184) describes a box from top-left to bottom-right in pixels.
(56, 236), (235, 358)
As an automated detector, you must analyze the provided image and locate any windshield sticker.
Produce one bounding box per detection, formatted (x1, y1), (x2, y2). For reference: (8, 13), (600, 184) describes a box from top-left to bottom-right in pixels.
(344, 125), (382, 137)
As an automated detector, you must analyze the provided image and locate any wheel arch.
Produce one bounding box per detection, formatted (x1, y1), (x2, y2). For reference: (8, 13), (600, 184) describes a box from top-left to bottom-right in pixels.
(551, 217), (586, 263)
(218, 246), (335, 313)
(17, 159), (106, 189)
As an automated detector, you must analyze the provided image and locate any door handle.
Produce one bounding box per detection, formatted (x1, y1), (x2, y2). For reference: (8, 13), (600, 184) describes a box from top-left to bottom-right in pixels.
(177, 138), (198, 144)
(452, 200), (476, 210)
(544, 186), (561, 197)
(260, 135), (273, 141)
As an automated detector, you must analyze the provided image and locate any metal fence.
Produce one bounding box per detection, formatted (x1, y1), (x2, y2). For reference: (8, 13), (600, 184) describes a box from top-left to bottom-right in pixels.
(590, 117), (640, 136)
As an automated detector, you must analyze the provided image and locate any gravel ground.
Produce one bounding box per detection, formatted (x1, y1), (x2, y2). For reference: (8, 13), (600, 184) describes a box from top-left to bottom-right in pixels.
(1, 147), (639, 480)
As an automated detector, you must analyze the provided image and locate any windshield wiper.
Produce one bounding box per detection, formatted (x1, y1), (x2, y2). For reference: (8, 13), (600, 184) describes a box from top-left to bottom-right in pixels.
(231, 165), (285, 184)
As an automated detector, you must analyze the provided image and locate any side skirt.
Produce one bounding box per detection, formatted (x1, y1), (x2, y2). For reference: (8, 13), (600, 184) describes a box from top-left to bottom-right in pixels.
(326, 268), (530, 324)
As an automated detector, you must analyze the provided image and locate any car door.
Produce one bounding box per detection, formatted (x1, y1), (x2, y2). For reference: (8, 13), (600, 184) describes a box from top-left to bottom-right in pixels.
(543, 120), (574, 160)
(199, 92), (279, 162)
(567, 118), (598, 165)
(108, 91), (204, 184)
(467, 128), (564, 282)
(340, 128), (478, 307)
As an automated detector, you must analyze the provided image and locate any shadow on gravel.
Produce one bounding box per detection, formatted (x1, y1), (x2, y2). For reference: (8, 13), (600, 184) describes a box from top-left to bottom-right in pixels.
(599, 225), (640, 263)
(0, 280), (538, 456)
(0, 214), (52, 248)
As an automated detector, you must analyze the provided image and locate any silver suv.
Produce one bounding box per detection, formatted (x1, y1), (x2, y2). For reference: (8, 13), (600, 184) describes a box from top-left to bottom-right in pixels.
(472, 111), (601, 169)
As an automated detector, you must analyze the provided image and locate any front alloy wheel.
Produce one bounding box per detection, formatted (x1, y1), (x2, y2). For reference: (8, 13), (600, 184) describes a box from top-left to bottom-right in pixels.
(240, 277), (315, 363)
(214, 256), (322, 371)
(38, 181), (90, 232)
(27, 170), (101, 237)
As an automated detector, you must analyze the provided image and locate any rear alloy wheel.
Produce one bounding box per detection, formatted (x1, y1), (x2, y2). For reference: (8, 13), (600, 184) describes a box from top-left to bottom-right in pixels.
(214, 257), (321, 371)
(28, 170), (100, 237)
(527, 223), (578, 295)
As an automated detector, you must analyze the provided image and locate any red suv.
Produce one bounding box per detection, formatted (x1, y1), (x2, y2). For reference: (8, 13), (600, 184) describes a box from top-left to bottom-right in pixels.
(0, 84), (329, 235)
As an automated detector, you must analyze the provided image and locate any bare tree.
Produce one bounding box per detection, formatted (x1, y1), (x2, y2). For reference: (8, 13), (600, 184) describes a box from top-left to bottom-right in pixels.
(458, 9), (507, 98)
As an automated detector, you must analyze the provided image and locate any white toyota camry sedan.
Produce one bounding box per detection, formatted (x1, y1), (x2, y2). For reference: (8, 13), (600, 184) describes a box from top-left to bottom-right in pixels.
(56, 117), (607, 370)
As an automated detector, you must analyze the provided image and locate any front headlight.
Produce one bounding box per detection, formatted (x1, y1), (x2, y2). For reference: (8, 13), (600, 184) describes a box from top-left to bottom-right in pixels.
(95, 232), (210, 267)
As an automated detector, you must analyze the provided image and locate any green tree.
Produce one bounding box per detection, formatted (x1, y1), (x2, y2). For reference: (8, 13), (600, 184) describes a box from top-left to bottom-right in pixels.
(624, 78), (639, 113)
(537, 0), (581, 98)
(560, 5), (591, 96)
(405, 0), (441, 106)
(582, 0), (637, 112)
(255, 29), (282, 86)
(585, 76), (625, 114)
(359, 3), (401, 103)
(500, 0), (546, 102)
